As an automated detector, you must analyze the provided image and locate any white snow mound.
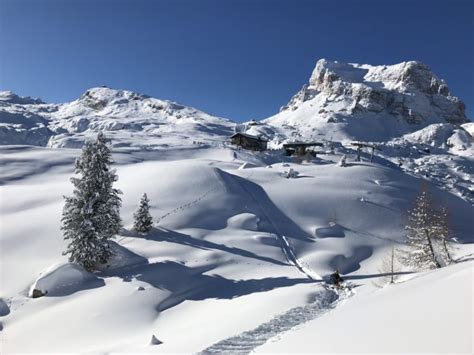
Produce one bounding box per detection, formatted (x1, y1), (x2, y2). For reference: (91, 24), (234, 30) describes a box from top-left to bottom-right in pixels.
(28, 262), (98, 297)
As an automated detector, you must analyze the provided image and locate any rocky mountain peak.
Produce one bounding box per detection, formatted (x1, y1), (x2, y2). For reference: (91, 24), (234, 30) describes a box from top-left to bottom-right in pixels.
(276, 59), (467, 132)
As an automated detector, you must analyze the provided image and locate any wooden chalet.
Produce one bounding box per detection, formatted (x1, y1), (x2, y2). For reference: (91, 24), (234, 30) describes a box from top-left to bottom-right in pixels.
(230, 132), (268, 151)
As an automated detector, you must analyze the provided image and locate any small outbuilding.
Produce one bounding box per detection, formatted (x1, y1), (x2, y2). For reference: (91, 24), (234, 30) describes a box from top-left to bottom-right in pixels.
(283, 142), (324, 156)
(230, 132), (268, 151)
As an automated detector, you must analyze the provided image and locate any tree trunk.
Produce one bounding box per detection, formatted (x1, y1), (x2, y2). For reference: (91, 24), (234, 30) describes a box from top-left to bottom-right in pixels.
(442, 239), (453, 264)
(425, 229), (441, 268)
(390, 247), (394, 283)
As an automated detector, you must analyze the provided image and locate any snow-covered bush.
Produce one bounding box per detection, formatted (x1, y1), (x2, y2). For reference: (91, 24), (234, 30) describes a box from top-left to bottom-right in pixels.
(373, 246), (401, 288)
(133, 193), (153, 233)
(61, 132), (122, 271)
(283, 168), (299, 179)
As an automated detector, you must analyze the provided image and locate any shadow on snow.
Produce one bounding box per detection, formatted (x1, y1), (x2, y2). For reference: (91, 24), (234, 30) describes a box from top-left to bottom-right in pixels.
(137, 227), (288, 266)
(102, 258), (313, 312)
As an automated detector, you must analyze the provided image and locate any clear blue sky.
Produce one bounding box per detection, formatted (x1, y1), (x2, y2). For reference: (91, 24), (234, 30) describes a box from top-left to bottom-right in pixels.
(0, 0), (472, 122)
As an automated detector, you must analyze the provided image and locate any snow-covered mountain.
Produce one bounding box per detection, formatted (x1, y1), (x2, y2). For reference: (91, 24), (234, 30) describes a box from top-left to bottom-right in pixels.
(1, 60), (471, 149)
(0, 61), (472, 205)
(241, 59), (474, 204)
(0, 87), (235, 148)
(1, 60), (473, 353)
(255, 59), (469, 143)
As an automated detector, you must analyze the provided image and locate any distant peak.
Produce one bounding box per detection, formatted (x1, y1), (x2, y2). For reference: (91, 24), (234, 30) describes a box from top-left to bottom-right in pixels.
(0, 91), (44, 105)
(78, 86), (152, 109)
(308, 58), (449, 94)
(81, 86), (149, 99)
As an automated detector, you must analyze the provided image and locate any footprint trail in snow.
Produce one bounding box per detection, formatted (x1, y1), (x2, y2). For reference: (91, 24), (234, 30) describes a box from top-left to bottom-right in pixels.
(199, 287), (340, 354)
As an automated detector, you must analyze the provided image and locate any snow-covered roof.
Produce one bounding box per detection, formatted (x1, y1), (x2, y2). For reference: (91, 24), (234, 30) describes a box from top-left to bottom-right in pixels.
(231, 132), (268, 141)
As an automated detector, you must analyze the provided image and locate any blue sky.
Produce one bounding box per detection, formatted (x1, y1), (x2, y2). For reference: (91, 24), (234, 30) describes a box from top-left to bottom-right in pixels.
(0, 0), (472, 121)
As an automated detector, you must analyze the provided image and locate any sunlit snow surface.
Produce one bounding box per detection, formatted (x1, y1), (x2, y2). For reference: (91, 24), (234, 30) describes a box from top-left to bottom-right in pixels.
(0, 144), (472, 353)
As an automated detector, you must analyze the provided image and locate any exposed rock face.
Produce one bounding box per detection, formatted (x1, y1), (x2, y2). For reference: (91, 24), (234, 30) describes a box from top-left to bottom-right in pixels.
(31, 289), (47, 298)
(281, 59), (467, 125)
(268, 59), (468, 142)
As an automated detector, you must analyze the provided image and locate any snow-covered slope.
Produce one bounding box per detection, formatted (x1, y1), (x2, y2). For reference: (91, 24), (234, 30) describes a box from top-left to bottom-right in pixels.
(256, 260), (473, 354)
(0, 87), (235, 148)
(260, 59), (468, 143)
(1, 145), (472, 353)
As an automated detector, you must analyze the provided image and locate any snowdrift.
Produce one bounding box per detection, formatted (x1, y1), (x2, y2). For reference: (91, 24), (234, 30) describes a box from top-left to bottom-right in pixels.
(28, 262), (103, 297)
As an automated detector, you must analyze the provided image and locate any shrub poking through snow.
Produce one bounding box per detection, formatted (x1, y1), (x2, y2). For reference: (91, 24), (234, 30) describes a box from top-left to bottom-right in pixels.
(338, 154), (347, 167)
(61, 132), (122, 271)
(400, 185), (452, 270)
(283, 168), (299, 179)
(133, 193), (153, 233)
(373, 246), (401, 287)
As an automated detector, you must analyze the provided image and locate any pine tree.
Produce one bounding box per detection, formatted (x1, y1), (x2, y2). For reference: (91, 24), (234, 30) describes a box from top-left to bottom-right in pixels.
(133, 193), (153, 233)
(61, 132), (122, 271)
(400, 186), (442, 270)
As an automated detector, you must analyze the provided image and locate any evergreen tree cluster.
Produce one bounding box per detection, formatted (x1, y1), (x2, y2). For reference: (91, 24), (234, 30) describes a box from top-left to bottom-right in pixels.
(61, 132), (156, 271)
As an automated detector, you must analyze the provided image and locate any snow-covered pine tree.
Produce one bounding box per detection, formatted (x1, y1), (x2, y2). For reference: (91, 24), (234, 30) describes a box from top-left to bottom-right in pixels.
(434, 206), (454, 264)
(400, 186), (442, 270)
(61, 132), (122, 271)
(133, 193), (153, 233)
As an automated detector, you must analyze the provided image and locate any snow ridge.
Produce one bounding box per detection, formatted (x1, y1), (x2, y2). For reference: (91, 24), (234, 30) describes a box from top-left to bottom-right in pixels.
(0, 87), (235, 148)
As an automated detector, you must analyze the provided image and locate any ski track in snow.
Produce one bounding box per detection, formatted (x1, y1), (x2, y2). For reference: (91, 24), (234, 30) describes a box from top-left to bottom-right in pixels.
(281, 235), (320, 280)
(233, 172), (320, 281)
(199, 287), (340, 354)
(197, 173), (348, 354)
(156, 186), (217, 223)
